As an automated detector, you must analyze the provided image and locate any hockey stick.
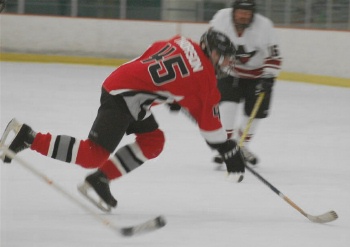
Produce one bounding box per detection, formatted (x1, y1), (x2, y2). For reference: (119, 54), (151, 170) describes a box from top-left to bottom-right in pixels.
(238, 92), (265, 147)
(245, 165), (338, 223)
(0, 146), (166, 236)
(239, 92), (338, 223)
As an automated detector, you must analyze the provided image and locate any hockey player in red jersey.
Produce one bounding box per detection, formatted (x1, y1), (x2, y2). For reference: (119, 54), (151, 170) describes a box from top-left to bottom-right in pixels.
(210, 0), (282, 166)
(0, 29), (247, 212)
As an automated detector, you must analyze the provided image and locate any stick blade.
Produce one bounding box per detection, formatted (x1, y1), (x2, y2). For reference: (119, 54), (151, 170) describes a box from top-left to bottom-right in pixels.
(120, 216), (166, 237)
(307, 210), (338, 223)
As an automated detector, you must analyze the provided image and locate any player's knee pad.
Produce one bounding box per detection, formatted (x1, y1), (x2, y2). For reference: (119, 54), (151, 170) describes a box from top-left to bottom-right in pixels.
(135, 129), (165, 159)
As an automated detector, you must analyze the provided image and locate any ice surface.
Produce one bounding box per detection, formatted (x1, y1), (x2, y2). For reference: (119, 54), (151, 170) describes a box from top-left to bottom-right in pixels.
(1, 62), (349, 247)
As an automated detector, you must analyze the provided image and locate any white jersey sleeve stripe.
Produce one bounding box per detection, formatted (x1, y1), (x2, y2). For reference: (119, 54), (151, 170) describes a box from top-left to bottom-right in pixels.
(200, 128), (227, 144)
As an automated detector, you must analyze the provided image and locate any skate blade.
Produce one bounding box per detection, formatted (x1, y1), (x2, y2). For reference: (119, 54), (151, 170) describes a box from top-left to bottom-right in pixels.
(0, 118), (22, 162)
(77, 182), (112, 213)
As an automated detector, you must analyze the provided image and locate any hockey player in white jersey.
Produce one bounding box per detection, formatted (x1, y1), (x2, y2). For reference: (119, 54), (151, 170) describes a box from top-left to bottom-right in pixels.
(210, 0), (282, 166)
(0, 0), (6, 12)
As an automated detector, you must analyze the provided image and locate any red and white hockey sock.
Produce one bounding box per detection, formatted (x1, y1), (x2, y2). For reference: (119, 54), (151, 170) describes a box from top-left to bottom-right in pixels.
(226, 129), (234, 139)
(100, 142), (148, 180)
(31, 133), (109, 168)
(100, 129), (165, 180)
(239, 117), (261, 145)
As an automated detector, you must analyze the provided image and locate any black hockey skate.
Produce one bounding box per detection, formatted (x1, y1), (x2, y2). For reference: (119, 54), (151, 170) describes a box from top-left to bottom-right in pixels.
(0, 118), (36, 163)
(78, 170), (117, 212)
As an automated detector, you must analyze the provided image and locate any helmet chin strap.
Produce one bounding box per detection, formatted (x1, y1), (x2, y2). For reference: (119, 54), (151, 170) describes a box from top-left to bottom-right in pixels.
(235, 23), (250, 29)
(214, 54), (226, 76)
(217, 55), (225, 67)
(216, 54), (235, 78)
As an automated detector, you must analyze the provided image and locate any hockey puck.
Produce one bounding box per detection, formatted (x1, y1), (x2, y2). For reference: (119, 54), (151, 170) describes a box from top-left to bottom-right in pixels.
(155, 215), (167, 227)
(121, 227), (134, 237)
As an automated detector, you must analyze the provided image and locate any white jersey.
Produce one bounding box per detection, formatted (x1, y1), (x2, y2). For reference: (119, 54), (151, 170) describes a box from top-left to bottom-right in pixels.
(210, 8), (282, 79)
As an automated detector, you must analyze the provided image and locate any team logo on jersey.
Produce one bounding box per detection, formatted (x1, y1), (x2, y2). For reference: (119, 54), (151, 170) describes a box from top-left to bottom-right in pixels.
(213, 104), (220, 118)
(235, 45), (256, 64)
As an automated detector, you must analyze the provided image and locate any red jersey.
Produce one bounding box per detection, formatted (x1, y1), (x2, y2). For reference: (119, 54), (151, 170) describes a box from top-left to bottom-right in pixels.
(103, 36), (227, 144)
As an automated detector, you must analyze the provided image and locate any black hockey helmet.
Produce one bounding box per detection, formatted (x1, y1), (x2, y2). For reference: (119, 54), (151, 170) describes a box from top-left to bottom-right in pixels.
(200, 29), (236, 76)
(232, 0), (256, 28)
(232, 0), (256, 12)
(200, 29), (235, 59)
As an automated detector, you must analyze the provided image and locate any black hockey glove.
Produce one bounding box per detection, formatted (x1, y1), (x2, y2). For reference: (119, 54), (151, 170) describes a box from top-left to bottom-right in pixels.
(208, 140), (245, 183)
(255, 77), (274, 95)
(166, 103), (181, 112)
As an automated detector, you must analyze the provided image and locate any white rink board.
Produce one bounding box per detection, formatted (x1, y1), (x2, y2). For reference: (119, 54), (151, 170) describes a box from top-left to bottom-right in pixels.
(1, 14), (350, 78)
